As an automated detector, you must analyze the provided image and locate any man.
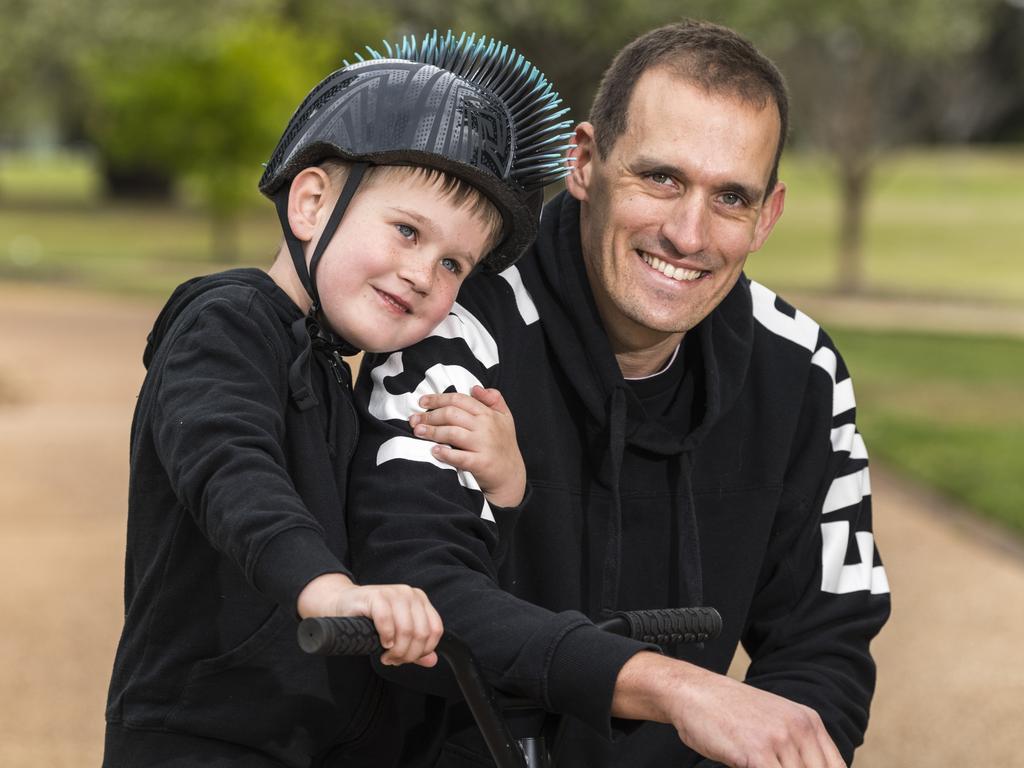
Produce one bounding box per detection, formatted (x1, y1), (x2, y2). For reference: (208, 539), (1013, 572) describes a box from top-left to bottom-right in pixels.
(348, 19), (890, 767)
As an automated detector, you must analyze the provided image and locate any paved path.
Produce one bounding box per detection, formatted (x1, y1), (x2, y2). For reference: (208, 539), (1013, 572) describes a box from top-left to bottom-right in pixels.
(1, 281), (1021, 766)
(785, 290), (1024, 338)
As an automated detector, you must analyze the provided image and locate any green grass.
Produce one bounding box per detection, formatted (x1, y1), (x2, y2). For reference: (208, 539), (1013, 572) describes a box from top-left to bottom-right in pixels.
(747, 147), (1024, 304)
(0, 150), (280, 297)
(831, 327), (1024, 535)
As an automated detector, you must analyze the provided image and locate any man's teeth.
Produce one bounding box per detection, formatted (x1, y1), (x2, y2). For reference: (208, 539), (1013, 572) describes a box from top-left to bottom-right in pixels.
(640, 252), (704, 282)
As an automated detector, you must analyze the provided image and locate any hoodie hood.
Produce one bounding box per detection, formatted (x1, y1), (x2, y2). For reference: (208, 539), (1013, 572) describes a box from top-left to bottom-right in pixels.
(519, 191), (757, 615)
(522, 192), (754, 455)
(144, 268), (356, 412)
(143, 270), (297, 367)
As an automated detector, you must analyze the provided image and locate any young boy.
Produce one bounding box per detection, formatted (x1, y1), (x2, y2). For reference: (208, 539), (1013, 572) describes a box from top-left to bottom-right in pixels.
(102, 31), (572, 767)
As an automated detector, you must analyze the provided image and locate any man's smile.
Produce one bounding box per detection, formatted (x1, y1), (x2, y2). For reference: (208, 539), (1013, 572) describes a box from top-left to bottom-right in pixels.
(638, 250), (709, 282)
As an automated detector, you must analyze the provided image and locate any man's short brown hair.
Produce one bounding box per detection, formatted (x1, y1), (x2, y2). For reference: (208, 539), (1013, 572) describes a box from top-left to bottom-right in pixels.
(590, 19), (789, 198)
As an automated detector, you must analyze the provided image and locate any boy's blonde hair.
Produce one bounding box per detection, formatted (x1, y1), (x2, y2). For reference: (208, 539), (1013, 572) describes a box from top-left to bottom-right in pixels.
(321, 159), (504, 258)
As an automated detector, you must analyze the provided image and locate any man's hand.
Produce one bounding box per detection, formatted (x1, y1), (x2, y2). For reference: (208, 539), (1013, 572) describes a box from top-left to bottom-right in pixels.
(409, 385), (527, 508)
(613, 652), (846, 767)
(297, 573), (443, 668)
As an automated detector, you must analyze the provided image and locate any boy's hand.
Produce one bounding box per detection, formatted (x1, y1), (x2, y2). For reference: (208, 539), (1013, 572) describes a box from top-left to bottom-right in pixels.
(297, 573), (443, 667)
(409, 385), (527, 508)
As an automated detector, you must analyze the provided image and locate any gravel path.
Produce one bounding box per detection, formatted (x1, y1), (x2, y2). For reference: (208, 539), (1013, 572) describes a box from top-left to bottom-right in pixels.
(1, 281), (1021, 766)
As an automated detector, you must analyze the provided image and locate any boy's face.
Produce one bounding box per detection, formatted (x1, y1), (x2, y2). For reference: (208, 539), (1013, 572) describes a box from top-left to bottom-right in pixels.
(314, 171), (492, 353)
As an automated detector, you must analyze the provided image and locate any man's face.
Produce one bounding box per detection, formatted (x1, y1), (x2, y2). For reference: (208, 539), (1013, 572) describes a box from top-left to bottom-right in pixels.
(567, 68), (786, 351)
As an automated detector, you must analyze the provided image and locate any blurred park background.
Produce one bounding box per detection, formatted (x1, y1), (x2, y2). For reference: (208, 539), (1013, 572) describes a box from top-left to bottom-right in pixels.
(1, 0), (1023, 765)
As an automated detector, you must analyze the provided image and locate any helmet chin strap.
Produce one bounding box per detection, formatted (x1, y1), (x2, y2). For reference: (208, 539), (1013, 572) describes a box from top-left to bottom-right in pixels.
(273, 162), (369, 320)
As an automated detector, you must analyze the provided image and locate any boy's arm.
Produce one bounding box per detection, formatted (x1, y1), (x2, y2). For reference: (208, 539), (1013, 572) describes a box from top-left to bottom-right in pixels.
(151, 298), (348, 611)
(348, 319), (654, 735)
(152, 296), (444, 665)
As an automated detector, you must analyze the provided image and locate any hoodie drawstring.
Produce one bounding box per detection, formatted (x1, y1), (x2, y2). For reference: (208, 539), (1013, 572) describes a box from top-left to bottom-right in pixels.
(599, 388), (705, 634)
(599, 387), (628, 615)
(678, 452), (704, 609)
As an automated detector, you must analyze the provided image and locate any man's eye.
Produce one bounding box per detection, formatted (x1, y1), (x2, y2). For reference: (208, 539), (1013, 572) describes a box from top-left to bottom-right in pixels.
(440, 257), (461, 275)
(396, 223), (417, 240)
(648, 172), (672, 186)
(720, 192), (746, 207)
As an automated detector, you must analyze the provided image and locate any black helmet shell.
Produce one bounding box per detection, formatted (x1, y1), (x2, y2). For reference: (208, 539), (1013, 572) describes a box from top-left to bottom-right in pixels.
(259, 32), (572, 272)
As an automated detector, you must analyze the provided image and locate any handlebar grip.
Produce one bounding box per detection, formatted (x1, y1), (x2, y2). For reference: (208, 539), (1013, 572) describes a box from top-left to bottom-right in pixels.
(297, 616), (384, 656)
(610, 607), (722, 645)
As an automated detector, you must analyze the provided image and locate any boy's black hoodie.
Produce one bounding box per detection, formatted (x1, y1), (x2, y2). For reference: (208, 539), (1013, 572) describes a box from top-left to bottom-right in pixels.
(104, 268), (396, 766)
(348, 192), (890, 766)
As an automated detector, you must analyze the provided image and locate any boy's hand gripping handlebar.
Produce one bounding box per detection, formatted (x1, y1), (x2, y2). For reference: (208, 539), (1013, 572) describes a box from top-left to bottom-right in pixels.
(298, 607), (722, 768)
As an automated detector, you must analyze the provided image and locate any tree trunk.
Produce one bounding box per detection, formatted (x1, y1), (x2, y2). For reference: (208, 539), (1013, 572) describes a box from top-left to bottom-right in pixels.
(210, 210), (241, 264)
(837, 161), (869, 294)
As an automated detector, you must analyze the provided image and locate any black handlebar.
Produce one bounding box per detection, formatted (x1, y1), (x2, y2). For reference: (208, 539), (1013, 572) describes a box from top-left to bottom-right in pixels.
(299, 615), (526, 768)
(600, 607), (722, 645)
(299, 606), (721, 768)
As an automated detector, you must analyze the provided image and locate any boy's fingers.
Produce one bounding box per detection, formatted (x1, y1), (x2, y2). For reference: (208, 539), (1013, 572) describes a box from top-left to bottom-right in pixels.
(380, 597), (414, 665)
(431, 444), (477, 471)
(471, 386), (510, 415)
(371, 601), (397, 651)
(417, 424), (473, 449)
(419, 392), (486, 414)
(412, 651), (439, 668)
(414, 405), (478, 430)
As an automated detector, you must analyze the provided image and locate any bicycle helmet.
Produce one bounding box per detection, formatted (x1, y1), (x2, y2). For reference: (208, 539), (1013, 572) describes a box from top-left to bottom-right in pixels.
(260, 30), (573, 317)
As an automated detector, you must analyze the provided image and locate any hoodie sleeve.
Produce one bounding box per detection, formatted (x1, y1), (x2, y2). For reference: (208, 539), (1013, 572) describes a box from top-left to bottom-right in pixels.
(150, 292), (349, 610)
(740, 328), (891, 765)
(347, 302), (654, 736)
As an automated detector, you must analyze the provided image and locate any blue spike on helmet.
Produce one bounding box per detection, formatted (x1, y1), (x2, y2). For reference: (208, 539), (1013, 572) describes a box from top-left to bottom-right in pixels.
(363, 29), (574, 191)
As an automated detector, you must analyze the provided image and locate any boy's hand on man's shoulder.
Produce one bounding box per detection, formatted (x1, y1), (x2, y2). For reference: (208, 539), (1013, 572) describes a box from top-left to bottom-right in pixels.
(409, 385), (527, 509)
(297, 573), (443, 668)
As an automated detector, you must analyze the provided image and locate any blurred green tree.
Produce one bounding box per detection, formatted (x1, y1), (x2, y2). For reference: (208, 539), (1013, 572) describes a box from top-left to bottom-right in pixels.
(82, 22), (325, 260)
(79, 4), (391, 260)
(702, 0), (1004, 293)
(377, 0), (1004, 295)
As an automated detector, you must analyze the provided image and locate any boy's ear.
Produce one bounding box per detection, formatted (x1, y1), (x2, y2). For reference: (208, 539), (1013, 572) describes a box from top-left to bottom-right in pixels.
(287, 167), (332, 241)
(565, 122), (596, 203)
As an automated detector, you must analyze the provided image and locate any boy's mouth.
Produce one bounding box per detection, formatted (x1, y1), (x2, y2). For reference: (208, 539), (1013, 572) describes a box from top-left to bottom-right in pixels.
(375, 288), (412, 314)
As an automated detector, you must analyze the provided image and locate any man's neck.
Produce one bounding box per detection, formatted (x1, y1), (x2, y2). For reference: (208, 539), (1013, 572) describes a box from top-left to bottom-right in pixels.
(613, 332), (685, 379)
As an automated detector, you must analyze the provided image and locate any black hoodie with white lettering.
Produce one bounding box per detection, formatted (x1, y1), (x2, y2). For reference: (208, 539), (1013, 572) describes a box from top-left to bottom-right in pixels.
(348, 191), (891, 766)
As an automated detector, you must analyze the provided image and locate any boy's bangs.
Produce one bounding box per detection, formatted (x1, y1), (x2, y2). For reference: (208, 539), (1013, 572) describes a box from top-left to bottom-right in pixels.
(376, 166), (504, 252)
(318, 160), (504, 256)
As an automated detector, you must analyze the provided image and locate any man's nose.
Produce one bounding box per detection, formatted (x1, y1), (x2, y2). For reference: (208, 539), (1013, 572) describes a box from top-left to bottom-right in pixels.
(660, 195), (710, 257)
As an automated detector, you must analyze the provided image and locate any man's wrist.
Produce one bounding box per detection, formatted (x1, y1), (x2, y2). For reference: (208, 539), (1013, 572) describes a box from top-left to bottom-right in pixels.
(611, 650), (701, 725)
(296, 572), (355, 618)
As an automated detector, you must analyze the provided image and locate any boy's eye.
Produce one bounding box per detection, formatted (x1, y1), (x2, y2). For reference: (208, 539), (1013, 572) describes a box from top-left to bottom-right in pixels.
(440, 257), (462, 275)
(396, 223), (417, 240)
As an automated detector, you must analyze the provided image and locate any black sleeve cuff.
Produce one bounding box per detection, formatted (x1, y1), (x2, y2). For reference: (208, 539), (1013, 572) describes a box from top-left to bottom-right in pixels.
(489, 483), (532, 562)
(545, 621), (656, 737)
(251, 526), (351, 611)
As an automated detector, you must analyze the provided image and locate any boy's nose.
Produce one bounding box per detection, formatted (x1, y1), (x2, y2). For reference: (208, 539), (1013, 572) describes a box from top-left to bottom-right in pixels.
(397, 254), (434, 295)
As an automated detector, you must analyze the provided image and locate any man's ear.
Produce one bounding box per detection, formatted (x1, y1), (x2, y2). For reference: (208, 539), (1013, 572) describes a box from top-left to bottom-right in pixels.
(750, 181), (786, 254)
(287, 167), (332, 242)
(565, 122), (597, 203)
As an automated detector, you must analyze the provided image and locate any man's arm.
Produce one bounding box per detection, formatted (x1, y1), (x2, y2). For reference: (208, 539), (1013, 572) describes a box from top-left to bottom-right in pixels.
(612, 652), (845, 767)
(739, 318), (891, 764)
